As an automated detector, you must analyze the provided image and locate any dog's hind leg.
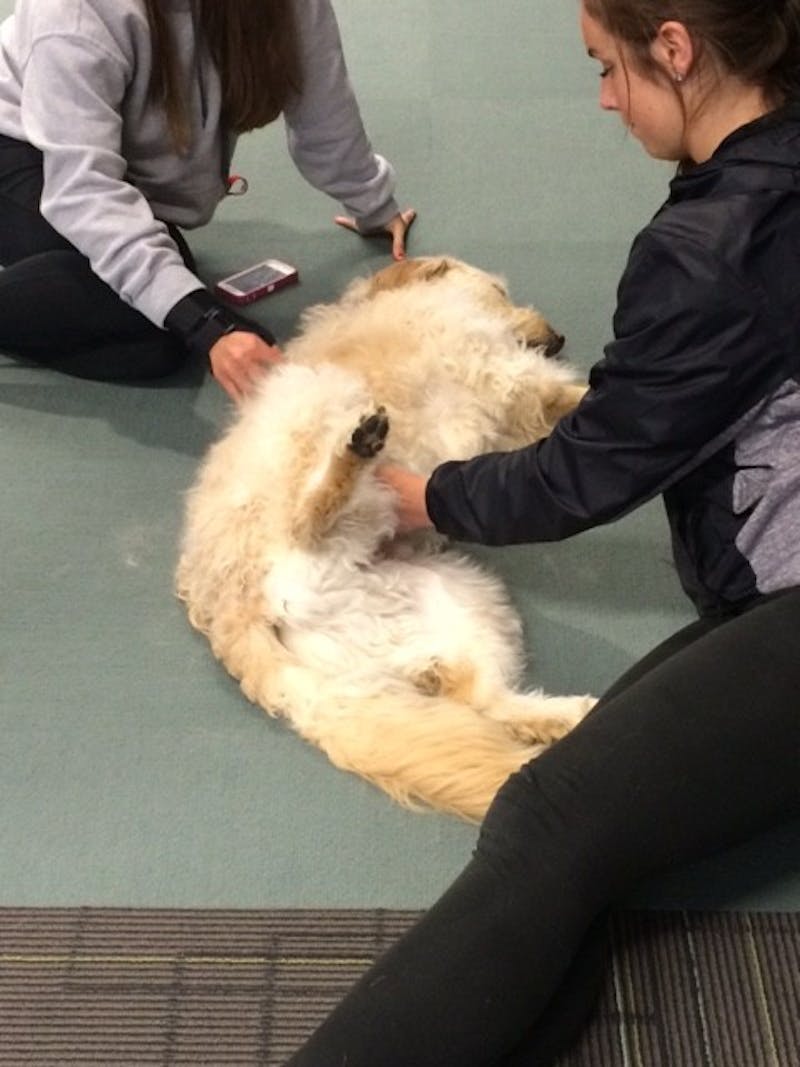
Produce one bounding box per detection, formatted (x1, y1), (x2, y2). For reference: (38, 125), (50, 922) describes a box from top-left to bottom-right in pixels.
(411, 658), (594, 746)
(484, 690), (596, 744)
(289, 407), (389, 548)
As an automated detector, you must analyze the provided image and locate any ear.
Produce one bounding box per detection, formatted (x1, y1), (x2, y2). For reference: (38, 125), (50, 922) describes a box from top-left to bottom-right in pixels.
(364, 256), (452, 298)
(650, 20), (695, 81)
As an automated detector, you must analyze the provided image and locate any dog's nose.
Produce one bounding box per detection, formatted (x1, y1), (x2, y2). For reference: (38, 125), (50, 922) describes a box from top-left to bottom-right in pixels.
(544, 333), (565, 358)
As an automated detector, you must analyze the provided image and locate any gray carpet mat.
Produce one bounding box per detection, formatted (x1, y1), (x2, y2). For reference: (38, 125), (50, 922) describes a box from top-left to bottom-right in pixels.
(1, 907), (798, 1065)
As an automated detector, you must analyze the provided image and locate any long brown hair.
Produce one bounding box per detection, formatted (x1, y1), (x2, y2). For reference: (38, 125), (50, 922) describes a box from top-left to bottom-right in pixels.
(143, 0), (303, 152)
(584, 0), (800, 106)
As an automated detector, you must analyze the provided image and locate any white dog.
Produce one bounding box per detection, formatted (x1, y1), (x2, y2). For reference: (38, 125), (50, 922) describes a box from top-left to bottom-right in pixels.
(176, 257), (594, 821)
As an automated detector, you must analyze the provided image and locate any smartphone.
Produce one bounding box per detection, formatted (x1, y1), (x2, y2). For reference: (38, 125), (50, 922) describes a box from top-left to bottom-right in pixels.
(214, 258), (299, 306)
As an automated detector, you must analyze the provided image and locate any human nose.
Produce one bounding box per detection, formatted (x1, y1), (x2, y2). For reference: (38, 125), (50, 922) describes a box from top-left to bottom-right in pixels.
(599, 80), (618, 111)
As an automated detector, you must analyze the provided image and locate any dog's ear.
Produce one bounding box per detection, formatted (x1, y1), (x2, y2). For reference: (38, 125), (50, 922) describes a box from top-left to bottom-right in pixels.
(365, 257), (454, 297)
(414, 257), (452, 281)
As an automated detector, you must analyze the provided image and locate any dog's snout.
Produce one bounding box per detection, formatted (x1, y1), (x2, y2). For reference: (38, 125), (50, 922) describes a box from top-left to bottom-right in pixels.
(545, 333), (565, 358)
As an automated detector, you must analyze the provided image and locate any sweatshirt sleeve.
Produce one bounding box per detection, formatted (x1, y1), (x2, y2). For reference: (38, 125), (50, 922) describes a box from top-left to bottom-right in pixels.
(18, 29), (203, 328)
(426, 231), (772, 545)
(282, 0), (400, 232)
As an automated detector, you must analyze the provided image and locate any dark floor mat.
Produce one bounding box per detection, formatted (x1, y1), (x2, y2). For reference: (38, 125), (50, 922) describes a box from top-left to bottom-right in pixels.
(1, 907), (798, 1065)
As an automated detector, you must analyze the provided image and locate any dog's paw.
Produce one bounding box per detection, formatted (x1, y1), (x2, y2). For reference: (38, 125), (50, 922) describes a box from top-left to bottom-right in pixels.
(506, 715), (579, 745)
(493, 694), (596, 745)
(348, 406), (389, 458)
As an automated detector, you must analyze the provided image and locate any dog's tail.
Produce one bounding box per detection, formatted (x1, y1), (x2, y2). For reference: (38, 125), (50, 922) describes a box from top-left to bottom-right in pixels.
(283, 689), (545, 823)
(178, 600), (544, 822)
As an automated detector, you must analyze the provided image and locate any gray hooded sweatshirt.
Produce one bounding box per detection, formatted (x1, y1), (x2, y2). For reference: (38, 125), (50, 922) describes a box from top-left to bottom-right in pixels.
(0, 0), (399, 327)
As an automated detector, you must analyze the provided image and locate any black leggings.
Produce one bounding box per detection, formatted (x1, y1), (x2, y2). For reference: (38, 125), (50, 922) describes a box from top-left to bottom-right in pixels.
(285, 588), (800, 1067)
(0, 133), (191, 381)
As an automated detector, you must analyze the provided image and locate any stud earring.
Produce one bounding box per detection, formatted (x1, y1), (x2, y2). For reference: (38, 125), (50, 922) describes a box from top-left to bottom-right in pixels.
(673, 70), (685, 83)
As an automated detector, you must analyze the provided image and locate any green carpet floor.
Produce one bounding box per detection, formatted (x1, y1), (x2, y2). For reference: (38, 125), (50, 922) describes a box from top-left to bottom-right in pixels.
(1, 0), (798, 914)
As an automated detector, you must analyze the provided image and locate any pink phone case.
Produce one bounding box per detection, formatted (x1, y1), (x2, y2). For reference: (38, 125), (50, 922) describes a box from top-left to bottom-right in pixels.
(214, 259), (299, 305)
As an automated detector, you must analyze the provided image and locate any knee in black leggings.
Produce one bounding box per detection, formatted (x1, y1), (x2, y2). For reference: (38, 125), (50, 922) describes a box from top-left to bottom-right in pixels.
(0, 248), (190, 381)
(476, 735), (633, 917)
(478, 591), (800, 916)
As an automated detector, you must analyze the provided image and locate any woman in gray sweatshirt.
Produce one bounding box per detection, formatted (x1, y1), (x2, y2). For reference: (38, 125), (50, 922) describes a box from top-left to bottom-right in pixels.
(0, 0), (415, 400)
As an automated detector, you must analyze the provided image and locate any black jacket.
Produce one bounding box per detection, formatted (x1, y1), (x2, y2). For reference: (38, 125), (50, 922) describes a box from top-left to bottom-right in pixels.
(426, 105), (800, 617)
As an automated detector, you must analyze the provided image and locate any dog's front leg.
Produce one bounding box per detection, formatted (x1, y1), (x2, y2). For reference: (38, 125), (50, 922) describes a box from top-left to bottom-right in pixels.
(503, 376), (588, 444)
(289, 407), (389, 548)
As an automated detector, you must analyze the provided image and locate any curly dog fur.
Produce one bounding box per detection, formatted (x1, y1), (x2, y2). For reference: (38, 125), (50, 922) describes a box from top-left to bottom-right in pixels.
(176, 256), (594, 821)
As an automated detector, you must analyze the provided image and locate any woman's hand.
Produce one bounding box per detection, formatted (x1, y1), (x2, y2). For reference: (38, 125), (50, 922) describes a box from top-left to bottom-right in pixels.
(377, 464), (434, 532)
(209, 331), (284, 403)
(334, 208), (417, 261)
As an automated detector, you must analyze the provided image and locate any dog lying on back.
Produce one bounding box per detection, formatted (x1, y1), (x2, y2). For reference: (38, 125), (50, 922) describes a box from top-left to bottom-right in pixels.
(176, 256), (593, 821)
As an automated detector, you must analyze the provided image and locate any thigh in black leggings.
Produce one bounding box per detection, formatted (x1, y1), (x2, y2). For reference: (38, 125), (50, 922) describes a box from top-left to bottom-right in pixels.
(285, 589), (800, 1067)
(0, 134), (190, 381)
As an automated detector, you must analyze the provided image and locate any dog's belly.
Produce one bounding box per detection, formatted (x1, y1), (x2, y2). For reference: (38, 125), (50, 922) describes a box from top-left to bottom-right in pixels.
(265, 550), (525, 696)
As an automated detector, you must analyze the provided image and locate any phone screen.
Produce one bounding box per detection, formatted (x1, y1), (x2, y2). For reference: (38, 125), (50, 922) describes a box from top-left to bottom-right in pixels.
(231, 262), (288, 291)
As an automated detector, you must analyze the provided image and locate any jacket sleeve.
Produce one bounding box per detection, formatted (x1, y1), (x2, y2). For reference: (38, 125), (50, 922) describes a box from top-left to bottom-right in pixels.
(282, 0), (399, 232)
(426, 229), (774, 545)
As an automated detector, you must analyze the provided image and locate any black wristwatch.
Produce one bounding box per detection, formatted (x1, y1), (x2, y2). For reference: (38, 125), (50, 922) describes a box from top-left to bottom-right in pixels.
(165, 289), (276, 361)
